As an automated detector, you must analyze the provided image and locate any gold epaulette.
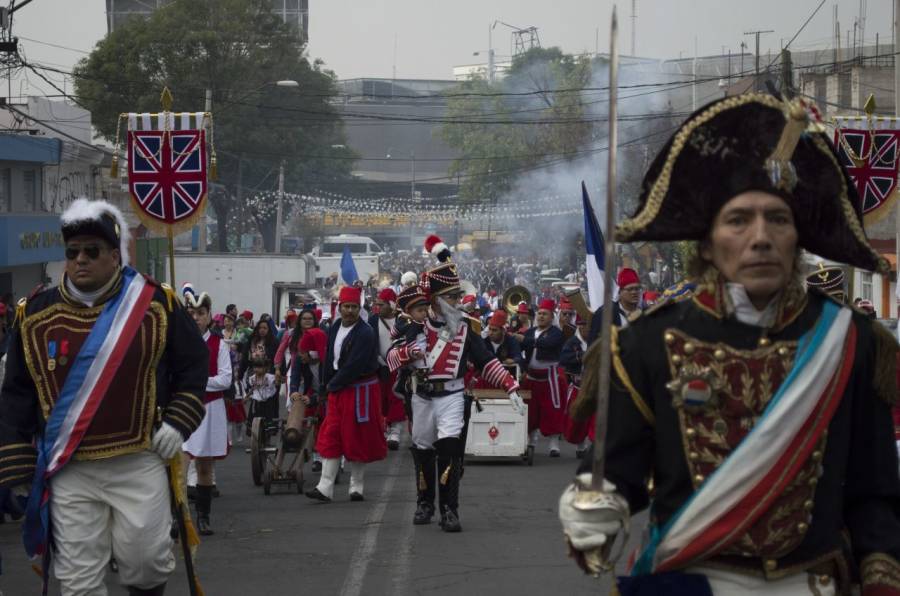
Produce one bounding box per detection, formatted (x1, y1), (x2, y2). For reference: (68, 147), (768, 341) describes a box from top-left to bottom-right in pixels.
(870, 318), (899, 406)
(13, 297), (26, 328)
(160, 283), (178, 312)
(465, 316), (483, 335)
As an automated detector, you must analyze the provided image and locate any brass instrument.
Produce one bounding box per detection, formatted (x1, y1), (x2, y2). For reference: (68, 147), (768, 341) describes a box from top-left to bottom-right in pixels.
(563, 287), (594, 326)
(503, 285), (531, 316)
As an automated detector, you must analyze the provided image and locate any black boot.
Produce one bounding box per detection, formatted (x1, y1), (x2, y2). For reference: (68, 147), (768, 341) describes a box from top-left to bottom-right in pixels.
(410, 447), (436, 525)
(435, 438), (463, 533)
(195, 485), (214, 536)
(127, 583), (166, 595)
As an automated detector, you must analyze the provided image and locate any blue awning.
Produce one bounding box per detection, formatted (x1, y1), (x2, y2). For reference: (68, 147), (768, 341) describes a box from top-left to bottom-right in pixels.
(0, 134), (61, 164)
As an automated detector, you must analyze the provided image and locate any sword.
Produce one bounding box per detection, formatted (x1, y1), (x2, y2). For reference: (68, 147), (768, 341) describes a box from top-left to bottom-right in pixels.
(590, 5), (619, 492)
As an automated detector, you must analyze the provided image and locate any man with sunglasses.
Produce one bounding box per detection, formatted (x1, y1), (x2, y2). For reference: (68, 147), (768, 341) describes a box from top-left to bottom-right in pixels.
(389, 235), (525, 532)
(0, 198), (208, 596)
(587, 268), (643, 345)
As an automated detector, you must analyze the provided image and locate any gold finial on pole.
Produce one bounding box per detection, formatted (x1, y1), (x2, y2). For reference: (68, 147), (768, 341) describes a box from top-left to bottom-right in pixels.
(863, 94), (876, 117)
(160, 87), (174, 112)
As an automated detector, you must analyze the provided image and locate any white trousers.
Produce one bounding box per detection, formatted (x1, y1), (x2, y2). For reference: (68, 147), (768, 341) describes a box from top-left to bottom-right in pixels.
(411, 391), (465, 450)
(687, 566), (837, 596)
(50, 450), (175, 595)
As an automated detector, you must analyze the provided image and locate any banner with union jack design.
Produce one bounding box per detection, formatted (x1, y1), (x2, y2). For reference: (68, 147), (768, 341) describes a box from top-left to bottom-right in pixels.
(127, 127), (208, 233)
(833, 116), (900, 225)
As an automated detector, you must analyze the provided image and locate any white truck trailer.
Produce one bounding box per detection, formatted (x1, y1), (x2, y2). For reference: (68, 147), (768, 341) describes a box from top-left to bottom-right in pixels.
(166, 252), (317, 320)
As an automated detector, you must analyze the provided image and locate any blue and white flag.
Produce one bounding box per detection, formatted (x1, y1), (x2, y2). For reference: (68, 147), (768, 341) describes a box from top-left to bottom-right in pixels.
(582, 182), (606, 310)
(340, 245), (359, 285)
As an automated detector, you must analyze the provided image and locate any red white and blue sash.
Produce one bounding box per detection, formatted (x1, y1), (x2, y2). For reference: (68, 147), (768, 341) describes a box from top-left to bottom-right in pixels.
(632, 300), (855, 574)
(23, 267), (156, 563)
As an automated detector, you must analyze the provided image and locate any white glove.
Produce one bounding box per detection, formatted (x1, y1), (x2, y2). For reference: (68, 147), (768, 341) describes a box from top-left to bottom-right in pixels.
(559, 473), (629, 574)
(508, 391), (526, 416)
(151, 422), (183, 460)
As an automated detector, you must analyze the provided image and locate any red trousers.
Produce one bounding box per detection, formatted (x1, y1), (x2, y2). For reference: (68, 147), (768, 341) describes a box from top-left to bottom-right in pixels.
(524, 367), (567, 436)
(563, 384), (593, 444)
(315, 377), (387, 463)
(379, 370), (407, 425)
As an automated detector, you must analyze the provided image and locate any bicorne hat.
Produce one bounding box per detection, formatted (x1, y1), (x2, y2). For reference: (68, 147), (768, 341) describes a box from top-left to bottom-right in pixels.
(615, 93), (885, 273)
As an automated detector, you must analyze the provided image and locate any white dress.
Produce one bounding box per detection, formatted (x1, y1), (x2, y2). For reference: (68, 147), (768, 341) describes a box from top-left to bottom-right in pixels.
(183, 331), (233, 458)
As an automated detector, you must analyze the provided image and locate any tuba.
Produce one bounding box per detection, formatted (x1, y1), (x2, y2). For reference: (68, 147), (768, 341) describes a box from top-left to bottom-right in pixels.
(503, 285), (531, 316)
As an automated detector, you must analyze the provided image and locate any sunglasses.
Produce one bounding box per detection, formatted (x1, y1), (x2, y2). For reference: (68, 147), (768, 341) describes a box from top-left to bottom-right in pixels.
(65, 245), (104, 260)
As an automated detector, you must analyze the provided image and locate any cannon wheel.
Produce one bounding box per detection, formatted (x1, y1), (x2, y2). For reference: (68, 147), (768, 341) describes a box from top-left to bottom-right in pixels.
(250, 417), (265, 486)
(263, 468), (272, 495)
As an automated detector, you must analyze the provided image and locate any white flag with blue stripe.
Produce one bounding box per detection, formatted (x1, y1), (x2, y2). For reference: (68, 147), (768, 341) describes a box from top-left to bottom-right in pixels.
(582, 182), (606, 310)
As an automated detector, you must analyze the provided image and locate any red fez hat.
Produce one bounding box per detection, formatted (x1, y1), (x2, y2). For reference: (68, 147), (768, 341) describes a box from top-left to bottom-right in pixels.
(462, 294), (476, 305)
(338, 286), (363, 305)
(285, 309), (298, 322)
(240, 309), (253, 321)
(516, 301), (531, 314)
(642, 291), (659, 305)
(538, 298), (556, 312)
(617, 268), (640, 288)
(378, 288), (398, 303)
(558, 296), (573, 311)
(488, 289), (497, 297)
(488, 310), (508, 328)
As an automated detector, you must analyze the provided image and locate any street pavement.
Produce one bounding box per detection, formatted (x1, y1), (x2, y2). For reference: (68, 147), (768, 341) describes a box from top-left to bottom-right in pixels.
(0, 435), (633, 595)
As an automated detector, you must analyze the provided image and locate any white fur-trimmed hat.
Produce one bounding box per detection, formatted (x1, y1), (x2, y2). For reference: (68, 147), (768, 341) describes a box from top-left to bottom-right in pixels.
(60, 198), (131, 267)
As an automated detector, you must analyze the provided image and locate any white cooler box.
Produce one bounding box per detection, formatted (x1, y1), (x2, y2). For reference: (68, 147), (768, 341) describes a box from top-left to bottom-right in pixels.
(465, 390), (534, 465)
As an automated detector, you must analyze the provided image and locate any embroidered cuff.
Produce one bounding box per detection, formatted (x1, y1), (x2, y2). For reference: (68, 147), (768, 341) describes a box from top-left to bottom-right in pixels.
(0, 442), (37, 487)
(481, 359), (520, 393)
(163, 392), (206, 439)
(861, 553), (900, 596)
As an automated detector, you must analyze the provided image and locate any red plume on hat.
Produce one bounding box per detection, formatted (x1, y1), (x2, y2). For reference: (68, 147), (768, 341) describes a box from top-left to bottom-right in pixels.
(424, 234), (451, 263)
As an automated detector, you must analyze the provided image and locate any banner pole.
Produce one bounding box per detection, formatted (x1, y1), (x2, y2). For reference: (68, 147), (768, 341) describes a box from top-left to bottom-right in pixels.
(167, 227), (176, 288)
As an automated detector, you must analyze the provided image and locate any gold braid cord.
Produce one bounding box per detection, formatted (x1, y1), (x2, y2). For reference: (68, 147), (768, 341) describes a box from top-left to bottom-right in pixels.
(615, 94), (780, 242)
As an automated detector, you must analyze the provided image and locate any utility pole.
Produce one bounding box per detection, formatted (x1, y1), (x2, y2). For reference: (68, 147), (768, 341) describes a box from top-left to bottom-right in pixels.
(740, 41), (747, 75)
(488, 22), (495, 84)
(744, 29), (774, 91)
(198, 88), (211, 252)
(275, 160), (284, 253)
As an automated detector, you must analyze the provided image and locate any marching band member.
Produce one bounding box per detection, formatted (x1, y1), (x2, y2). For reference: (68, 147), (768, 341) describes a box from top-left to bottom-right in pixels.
(557, 296), (577, 339)
(0, 198), (208, 595)
(389, 236), (525, 532)
(521, 298), (568, 457)
(306, 286), (386, 503)
(483, 309), (524, 373)
(561, 94), (900, 594)
(511, 301), (533, 342)
(560, 314), (592, 458)
(182, 284), (232, 537)
(587, 267), (642, 345)
(371, 287), (406, 450)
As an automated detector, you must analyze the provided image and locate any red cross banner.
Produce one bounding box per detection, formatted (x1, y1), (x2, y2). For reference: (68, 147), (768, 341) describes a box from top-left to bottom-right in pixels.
(127, 128), (208, 233)
(833, 116), (900, 225)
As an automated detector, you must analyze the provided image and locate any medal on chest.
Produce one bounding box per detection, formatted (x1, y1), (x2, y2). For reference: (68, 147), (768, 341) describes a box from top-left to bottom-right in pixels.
(47, 340), (57, 371)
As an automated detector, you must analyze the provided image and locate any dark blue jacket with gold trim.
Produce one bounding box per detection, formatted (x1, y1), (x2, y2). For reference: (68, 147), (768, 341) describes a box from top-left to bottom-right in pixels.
(0, 273), (209, 488)
(574, 281), (900, 591)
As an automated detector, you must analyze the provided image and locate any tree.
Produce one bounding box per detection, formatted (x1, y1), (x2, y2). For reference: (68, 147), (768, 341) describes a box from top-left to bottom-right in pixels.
(441, 47), (595, 204)
(74, 0), (355, 251)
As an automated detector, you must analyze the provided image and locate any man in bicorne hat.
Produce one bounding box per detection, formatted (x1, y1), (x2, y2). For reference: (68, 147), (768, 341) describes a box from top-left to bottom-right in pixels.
(521, 298), (568, 457)
(560, 94), (900, 594)
(389, 235), (525, 532)
(805, 263), (846, 304)
(0, 198), (208, 595)
(306, 285), (386, 503)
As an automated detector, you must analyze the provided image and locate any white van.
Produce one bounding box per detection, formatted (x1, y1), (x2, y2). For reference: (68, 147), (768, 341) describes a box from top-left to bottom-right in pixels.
(313, 234), (383, 257)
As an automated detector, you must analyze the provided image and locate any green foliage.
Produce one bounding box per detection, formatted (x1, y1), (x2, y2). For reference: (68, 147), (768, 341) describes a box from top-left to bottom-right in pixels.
(440, 47), (597, 204)
(73, 0), (355, 251)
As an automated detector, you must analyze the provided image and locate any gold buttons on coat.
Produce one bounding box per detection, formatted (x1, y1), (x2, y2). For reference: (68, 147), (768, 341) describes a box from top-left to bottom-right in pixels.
(683, 342), (696, 355)
(685, 428), (697, 439)
(664, 332), (675, 344)
(693, 474), (705, 484)
(777, 346), (789, 356)
(758, 337), (771, 347)
(764, 559), (777, 572)
(714, 349), (726, 361)
(671, 355), (682, 365)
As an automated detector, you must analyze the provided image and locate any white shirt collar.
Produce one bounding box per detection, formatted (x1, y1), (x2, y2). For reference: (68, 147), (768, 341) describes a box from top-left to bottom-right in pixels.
(725, 283), (779, 328)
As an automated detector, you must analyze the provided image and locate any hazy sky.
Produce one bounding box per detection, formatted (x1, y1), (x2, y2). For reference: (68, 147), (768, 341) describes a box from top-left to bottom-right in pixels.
(6, 0), (894, 95)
